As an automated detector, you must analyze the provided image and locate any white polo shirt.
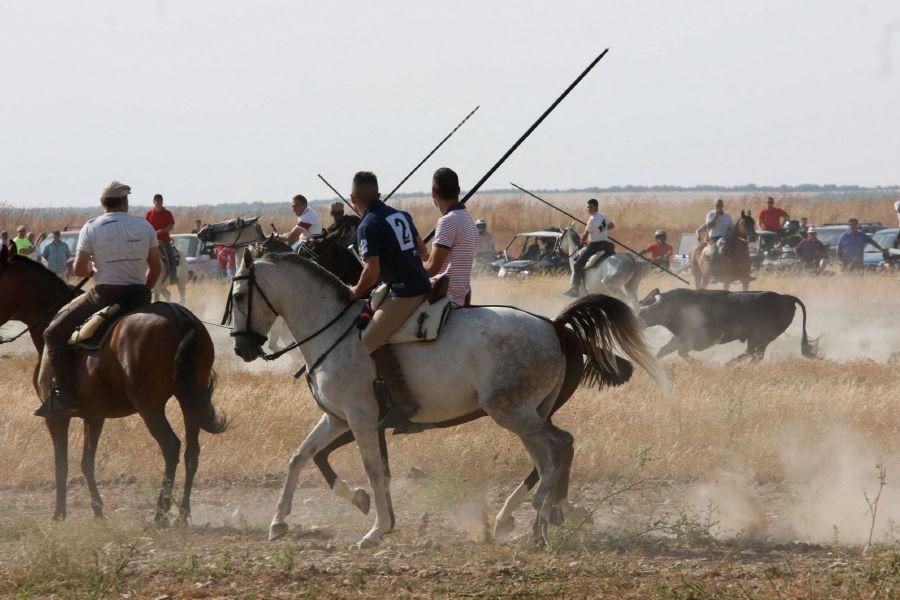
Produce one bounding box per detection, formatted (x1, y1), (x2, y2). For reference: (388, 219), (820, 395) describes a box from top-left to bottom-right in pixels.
(296, 206), (323, 243)
(77, 212), (158, 286)
(586, 212), (610, 243)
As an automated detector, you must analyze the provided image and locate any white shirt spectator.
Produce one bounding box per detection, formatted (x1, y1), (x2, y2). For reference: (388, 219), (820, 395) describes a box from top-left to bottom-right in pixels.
(432, 206), (478, 307)
(77, 213), (158, 286)
(704, 210), (734, 238)
(586, 212), (610, 242)
(296, 206), (323, 243)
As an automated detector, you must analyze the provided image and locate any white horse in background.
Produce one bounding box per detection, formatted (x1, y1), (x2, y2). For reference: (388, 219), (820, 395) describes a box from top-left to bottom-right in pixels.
(560, 226), (649, 307)
(229, 249), (666, 548)
(152, 245), (188, 304)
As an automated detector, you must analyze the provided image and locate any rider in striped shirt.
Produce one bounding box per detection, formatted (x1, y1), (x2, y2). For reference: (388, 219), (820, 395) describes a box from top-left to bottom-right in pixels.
(423, 168), (478, 307)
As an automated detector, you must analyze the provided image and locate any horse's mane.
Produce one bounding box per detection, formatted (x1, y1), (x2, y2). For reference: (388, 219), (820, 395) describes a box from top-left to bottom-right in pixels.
(7, 255), (72, 294)
(264, 252), (351, 302)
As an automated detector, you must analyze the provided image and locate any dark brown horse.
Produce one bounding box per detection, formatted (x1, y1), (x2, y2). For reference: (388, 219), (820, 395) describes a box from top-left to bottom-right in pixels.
(690, 211), (757, 291)
(0, 243), (226, 523)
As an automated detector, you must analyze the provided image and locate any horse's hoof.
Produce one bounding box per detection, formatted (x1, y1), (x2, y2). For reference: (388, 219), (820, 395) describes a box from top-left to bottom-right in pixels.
(357, 535), (380, 550)
(548, 506), (565, 527)
(268, 522), (289, 542)
(493, 515), (516, 541)
(352, 489), (371, 515)
(175, 515), (190, 528)
(154, 514), (170, 528)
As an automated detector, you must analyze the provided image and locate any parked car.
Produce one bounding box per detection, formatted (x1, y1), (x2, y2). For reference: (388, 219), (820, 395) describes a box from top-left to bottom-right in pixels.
(495, 230), (568, 277)
(811, 225), (848, 257)
(864, 228), (900, 269)
(671, 233), (698, 274)
(171, 233), (218, 280)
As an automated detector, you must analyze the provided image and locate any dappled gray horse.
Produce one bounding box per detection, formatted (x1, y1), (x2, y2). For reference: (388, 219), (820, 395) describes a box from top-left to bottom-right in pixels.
(560, 226), (648, 306)
(228, 249), (666, 548)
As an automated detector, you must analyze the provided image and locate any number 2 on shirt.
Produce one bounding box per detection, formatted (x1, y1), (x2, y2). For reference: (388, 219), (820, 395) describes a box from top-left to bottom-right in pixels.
(387, 214), (415, 251)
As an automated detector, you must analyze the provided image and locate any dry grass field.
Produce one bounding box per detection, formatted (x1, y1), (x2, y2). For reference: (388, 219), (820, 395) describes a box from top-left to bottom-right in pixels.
(1, 195), (899, 597)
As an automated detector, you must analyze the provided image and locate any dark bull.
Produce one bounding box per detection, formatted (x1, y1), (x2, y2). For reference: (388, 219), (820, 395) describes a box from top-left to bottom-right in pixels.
(638, 288), (820, 362)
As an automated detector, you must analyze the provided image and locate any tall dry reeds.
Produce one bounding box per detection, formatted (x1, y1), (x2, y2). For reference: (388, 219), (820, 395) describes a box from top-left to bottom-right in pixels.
(4, 191), (897, 249)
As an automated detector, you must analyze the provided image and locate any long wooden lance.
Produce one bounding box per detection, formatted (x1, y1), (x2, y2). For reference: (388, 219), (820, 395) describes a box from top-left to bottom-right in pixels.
(317, 174), (360, 216)
(510, 182), (690, 285)
(423, 48), (610, 243)
(383, 105), (480, 203)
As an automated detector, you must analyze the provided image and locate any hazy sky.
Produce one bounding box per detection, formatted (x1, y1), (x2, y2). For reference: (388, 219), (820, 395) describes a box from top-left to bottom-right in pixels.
(2, 1), (898, 207)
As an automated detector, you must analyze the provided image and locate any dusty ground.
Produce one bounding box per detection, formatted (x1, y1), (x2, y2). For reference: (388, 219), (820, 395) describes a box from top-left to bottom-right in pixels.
(1, 478), (898, 599)
(1, 272), (900, 598)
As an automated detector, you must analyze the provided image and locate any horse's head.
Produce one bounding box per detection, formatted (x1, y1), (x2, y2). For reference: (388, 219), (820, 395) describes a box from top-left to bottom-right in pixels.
(298, 231), (362, 286)
(259, 233), (293, 255)
(737, 211), (758, 243)
(559, 224), (580, 255)
(0, 243), (70, 333)
(230, 248), (279, 362)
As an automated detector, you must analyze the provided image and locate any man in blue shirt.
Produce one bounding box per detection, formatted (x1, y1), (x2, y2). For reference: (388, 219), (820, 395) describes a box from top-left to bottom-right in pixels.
(348, 171), (431, 431)
(837, 218), (884, 270)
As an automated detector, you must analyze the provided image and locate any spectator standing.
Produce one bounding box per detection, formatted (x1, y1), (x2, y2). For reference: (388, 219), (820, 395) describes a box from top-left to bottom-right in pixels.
(12, 226), (35, 257)
(191, 219), (203, 234)
(794, 227), (827, 269)
(837, 218), (884, 270)
(215, 244), (236, 278)
(0, 231), (8, 249)
(42, 230), (71, 278)
(757, 197), (790, 233)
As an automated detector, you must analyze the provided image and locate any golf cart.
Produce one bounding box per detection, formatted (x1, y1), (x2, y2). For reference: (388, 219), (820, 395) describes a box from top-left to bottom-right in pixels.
(495, 229), (568, 277)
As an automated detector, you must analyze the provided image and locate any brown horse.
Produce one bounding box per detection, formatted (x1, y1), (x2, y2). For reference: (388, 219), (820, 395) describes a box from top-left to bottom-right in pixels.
(0, 243), (226, 523)
(690, 211), (757, 291)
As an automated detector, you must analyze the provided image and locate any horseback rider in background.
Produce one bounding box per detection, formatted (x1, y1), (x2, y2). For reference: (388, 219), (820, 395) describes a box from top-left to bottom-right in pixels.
(565, 198), (615, 298)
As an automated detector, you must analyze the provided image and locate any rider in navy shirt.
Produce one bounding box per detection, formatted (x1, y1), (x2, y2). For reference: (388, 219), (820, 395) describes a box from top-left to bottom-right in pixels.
(356, 200), (431, 297)
(348, 171), (431, 432)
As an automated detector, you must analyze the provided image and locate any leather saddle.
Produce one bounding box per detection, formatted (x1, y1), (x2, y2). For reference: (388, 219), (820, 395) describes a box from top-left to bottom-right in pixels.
(701, 238), (728, 261)
(67, 299), (153, 353)
(584, 251), (611, 269)
(369, 275), (452, 344)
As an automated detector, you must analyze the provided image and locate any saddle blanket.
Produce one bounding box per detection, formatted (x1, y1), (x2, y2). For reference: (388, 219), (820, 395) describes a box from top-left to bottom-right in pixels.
(369, 283), (451, 344)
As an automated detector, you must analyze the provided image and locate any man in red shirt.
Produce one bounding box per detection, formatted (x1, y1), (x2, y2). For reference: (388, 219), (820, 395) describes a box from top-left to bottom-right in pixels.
(639, 230), (674, 268)
(757, 197), (789, 233)
(146, 193), (176, 280)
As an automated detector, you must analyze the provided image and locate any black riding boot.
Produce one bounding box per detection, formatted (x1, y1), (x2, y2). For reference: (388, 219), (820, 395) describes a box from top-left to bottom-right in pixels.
(371, 345), (428, 434)
(34, 377), (79, 418)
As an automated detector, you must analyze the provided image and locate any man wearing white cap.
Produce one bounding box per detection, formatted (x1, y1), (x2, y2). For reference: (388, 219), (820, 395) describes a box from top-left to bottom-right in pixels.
(37, 181), (161, 417)
(794, 226), (827, 270)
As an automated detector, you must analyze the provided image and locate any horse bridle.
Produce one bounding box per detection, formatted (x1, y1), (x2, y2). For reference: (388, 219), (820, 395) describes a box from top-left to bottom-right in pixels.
(224, 261), (357, 362)
(225, 263), (277, 348)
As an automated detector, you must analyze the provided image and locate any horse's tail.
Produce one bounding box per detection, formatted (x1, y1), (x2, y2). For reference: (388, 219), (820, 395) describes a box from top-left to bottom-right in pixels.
(554, 294), (669, 392)
(170, 305), (228, 434)
(788, 296), (821, 359)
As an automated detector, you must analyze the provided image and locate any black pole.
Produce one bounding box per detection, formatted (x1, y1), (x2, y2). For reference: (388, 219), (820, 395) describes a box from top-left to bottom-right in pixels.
(383, 105), (480, 203)
(510, 182), (691, 285)
(422, 49), (610, 243)
(317, 174), (360, 216)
